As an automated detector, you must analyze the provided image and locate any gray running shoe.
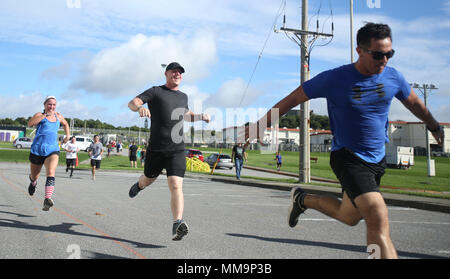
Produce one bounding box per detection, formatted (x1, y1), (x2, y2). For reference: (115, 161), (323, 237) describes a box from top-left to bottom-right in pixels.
(172, 220), (189, 241)
(288, 187), (306, 228)
(129, 182), (142, 198)
(28, 176), (37, 196)
(42, 198), (54, 211)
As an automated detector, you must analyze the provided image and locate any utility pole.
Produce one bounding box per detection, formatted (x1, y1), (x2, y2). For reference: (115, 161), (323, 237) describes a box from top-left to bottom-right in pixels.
(275, 0), (333, 183)
(411, 83), (438, 177)
(299, 1), (310, 183)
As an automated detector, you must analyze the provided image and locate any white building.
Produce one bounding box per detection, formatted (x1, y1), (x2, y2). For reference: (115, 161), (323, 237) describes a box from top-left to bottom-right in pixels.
(388, 121), (449, 153)
(221, 126), (332, 145)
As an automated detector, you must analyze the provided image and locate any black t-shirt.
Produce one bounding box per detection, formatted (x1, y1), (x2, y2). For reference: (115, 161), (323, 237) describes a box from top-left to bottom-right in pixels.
(137, 85), (189, 151)
(129, 145), (138, 156)
(232, 145), (245, 160)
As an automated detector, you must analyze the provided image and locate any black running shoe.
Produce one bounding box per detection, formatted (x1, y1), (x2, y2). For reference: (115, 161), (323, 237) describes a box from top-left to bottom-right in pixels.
(129, 182), (142, 198)
(42, 198), (54, 211)
(288, 187), (306, 228)
(172, 220), (189, 241)
(28, 176), (37, 196)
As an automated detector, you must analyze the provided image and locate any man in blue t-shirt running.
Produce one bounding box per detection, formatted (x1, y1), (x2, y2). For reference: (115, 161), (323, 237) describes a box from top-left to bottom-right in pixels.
(246, 23), (444, 259)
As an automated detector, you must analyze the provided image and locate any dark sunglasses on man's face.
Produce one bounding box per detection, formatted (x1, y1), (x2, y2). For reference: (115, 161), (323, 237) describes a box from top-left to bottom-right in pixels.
(361, 47), (395, 60)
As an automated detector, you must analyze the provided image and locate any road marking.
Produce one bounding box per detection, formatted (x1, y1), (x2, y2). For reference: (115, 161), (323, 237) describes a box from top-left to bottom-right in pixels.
(387, 207), (417, 211)
(0, 171), (147, 259)
(390, 221), (450, 225)
(301, 219), (450, 226)
(224, 202), (285, 207)
(303, 218), (338, 222)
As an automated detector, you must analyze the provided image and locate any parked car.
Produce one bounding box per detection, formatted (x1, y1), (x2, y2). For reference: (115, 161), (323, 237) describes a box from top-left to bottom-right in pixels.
(13, 137), (33, 149)
(185, 149), (204, 161)
(72, 136), (94, 152)
(205, 153), (233, 169)
(431, 151), (450, 158)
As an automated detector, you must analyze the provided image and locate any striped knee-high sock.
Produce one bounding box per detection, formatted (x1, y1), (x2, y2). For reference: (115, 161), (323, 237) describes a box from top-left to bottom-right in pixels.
(45, 177), (55, 199)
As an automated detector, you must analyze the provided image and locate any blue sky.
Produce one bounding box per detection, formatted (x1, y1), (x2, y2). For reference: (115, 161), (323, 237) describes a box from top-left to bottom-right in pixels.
(1, 0), (449, 131)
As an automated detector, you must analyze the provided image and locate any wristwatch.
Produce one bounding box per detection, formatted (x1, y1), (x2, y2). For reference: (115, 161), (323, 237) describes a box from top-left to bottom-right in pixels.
(427, 124), (443, 133)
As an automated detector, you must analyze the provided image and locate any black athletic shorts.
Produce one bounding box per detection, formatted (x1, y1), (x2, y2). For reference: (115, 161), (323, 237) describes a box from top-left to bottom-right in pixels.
(29, 151), (60, 165)
(144, 150), (186, 178)
(66, 158), (76, 167)
(330, 147), (386, 207)
(90, 159), (101, 169)
(129, 155), (137, 162)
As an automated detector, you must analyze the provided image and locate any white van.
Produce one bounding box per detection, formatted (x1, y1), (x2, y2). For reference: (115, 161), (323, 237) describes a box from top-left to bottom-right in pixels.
(73, 136), (94, 152)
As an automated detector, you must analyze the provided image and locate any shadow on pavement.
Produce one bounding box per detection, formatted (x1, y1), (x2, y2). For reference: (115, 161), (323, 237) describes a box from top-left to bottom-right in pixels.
(226, 233), (448, 259)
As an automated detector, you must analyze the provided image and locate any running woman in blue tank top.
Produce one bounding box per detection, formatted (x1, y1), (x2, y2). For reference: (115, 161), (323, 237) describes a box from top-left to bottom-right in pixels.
(28, 96), (70, 211)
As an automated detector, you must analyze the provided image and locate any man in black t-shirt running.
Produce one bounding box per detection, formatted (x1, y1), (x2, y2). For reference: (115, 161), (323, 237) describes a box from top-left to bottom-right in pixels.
(127, 62), (210, 241)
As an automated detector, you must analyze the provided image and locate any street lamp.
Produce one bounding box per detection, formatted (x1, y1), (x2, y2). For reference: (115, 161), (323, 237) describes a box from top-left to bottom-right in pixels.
(410, 83), (439, 177)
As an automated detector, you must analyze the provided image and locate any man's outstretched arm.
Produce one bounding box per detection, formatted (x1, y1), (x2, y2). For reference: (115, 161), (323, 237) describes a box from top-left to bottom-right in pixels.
(401, 89), (444, 145)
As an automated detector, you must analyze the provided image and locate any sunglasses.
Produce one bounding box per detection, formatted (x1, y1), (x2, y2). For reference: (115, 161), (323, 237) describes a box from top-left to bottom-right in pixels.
(361, 47), (395, 60)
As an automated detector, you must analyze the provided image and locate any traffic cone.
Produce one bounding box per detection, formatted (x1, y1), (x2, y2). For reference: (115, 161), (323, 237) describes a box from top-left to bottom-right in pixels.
(76, 155), (79, 167)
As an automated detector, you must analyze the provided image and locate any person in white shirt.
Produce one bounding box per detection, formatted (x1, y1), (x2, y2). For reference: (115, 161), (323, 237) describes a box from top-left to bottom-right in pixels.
(64, 136), (80, 178)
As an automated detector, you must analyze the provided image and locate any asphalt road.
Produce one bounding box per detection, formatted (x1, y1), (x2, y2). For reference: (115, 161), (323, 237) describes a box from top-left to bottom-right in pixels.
(0, 162), (449, 259)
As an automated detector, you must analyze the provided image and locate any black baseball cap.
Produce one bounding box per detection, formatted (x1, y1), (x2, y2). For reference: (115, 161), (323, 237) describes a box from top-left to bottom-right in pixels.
(165, 62), (185, 73)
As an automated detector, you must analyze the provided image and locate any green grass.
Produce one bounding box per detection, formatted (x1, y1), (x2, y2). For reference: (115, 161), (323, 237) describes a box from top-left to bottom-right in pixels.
(0, 148), (144, 171)
(0, 149), (90, 165)
(193, 147), (450, 196)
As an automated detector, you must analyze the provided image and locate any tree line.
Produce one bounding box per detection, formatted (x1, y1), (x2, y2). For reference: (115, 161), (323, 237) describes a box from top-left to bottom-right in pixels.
(0, 117), (150, 133)
(0, 112), (330, 132)
(280, 111), (330, 130)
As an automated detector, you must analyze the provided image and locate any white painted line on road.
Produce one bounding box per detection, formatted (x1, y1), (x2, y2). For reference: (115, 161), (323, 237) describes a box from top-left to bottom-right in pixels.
(390, 221), (450, 225)
(223, 202), (286, 207)
(303, 218), (338, 222)
(301, 219), (450, 226)
(387, 207), (417, 211)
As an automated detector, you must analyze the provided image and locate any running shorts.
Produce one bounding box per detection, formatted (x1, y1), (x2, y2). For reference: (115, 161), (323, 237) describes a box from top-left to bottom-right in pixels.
(29, 151), (60, 165)
(144, 150), (186, 178)
(66, 158), (76, 167)
(90, 159), (101, 169)
(129, 155), (137, 162)
(330, 147), (386, 207)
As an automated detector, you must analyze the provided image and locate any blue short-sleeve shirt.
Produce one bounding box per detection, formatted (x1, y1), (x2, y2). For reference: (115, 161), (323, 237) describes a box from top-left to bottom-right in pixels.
(302, 64), (410, 163)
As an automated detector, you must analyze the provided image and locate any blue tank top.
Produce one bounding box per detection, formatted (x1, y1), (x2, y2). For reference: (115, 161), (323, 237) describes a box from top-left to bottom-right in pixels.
(31, 115), (60, 156)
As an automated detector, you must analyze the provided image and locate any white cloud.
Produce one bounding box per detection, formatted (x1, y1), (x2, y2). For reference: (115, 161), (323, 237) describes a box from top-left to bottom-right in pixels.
(0, 92), (91, 121)
(70, 32), (217, 96)
(443, 1), (450, 14)
(204, 78), (263, 108)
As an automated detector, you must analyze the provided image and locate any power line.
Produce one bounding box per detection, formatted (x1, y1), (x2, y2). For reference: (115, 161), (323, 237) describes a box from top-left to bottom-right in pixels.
(238, 0), (286, 107)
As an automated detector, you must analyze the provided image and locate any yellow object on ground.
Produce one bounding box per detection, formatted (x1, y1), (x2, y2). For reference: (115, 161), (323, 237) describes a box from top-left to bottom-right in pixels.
(186, 157), (211, 173)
